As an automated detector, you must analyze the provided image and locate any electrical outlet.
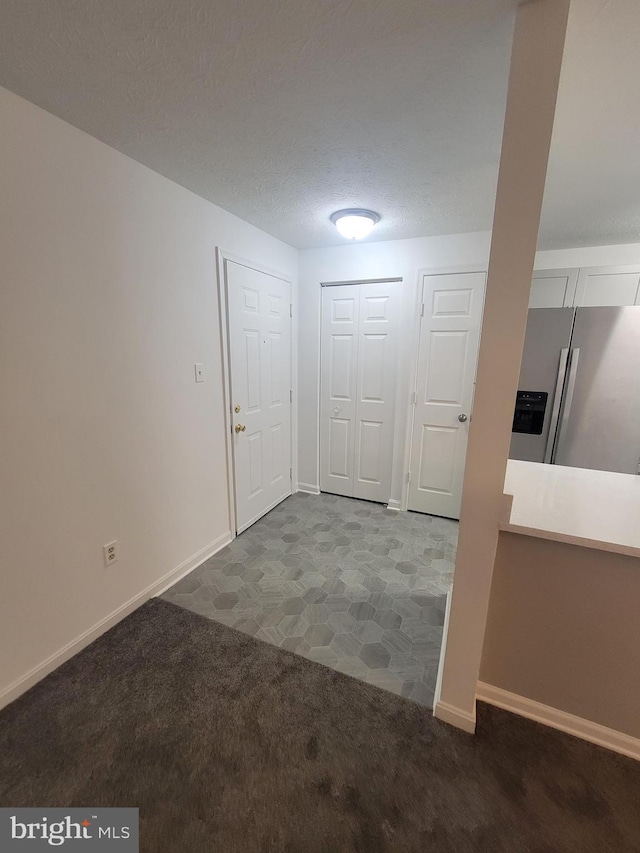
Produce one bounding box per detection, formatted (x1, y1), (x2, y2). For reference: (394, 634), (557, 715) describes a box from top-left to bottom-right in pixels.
(103, 540), (118, 567)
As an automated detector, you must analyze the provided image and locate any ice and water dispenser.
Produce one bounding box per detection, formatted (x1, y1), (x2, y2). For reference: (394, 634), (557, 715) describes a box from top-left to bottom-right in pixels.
(512, 391), (548, 435)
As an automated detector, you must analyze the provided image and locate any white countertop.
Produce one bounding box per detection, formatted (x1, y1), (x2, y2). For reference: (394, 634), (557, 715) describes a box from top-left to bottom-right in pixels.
(502, 460), (640, 558)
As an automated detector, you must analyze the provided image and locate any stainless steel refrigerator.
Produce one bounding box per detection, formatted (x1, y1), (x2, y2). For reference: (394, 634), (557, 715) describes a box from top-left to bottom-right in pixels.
(510, 306), (640, 475)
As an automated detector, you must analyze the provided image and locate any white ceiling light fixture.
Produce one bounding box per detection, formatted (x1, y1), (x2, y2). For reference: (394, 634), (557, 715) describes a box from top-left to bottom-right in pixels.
(330, 208), (380, 240)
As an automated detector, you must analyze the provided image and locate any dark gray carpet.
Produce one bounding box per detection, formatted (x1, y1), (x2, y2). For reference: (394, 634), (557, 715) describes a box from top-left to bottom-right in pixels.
(1, 599), (639, 853)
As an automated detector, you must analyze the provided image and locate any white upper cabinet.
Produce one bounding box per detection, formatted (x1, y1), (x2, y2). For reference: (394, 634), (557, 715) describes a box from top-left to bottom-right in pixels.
(574, 266), (640, 307)
(529, 265), (640, 308)
(529, 268), (578, 308)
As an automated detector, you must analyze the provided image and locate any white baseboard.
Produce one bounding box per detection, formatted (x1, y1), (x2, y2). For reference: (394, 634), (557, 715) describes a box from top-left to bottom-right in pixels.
(433, 699), (477, 733)
(476, 682), (640, 762)
(0, 531), (233, 713)
(297, 482), (320, 495)
(432, 588), (452, 709)
(387, 499), (402, 511)
(152, 530), (233, 596)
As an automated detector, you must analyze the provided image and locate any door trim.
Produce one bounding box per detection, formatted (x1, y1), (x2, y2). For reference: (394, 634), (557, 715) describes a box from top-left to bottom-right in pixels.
(402, 265), (488, 514)
(320, 277), (403, 287)
(216, 248), (295, 536)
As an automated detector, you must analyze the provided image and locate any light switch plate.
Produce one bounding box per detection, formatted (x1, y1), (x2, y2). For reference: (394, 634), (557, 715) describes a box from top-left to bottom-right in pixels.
(194, 363), (205, 383)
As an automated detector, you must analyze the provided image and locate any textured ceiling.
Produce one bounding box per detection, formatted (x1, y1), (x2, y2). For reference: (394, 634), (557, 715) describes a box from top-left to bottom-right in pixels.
(0, 0), (518, 248)
(0, 1), (637, 250)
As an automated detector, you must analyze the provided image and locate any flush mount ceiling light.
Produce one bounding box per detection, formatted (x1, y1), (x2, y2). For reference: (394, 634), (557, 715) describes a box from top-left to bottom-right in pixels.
(330, 208), (380, 240)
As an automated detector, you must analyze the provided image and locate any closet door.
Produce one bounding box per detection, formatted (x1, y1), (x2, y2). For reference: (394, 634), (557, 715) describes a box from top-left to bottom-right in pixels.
(319, 286), (359, 497)
(353, 282), (400, 502)
(319, 282), (400, 502)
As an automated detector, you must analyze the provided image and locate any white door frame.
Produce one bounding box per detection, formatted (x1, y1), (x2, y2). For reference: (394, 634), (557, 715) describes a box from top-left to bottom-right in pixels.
(400, 264), (487, 513)
(216, 247), (296, 536)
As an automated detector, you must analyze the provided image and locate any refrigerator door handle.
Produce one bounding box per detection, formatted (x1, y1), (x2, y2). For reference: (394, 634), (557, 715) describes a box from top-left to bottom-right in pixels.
(543, 347), (570, 464)
(552, 347), (580, 464)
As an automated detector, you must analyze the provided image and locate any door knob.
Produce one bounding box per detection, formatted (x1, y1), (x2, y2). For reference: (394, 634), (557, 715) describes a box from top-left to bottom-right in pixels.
(234, 404), (241, 414)
(458, 413), (468, 422)
(234, 424), (246, 433)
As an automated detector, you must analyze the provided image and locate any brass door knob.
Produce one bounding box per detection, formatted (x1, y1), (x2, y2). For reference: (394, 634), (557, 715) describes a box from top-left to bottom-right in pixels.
(234, 405), (241, 413)
(234, 424), (246, 433)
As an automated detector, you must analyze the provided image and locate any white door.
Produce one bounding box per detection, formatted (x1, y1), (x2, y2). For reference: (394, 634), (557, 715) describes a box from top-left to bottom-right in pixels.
(226, 260), (292, 533)
(319, 285), (357, 497)
(408, 271), (485, 519)
(319, 281), (401, 502)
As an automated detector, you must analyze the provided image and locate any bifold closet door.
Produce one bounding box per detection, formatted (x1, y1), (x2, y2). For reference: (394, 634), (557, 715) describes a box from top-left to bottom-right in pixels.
(319, 282), (400, 502)
(319, 285), (358, 497)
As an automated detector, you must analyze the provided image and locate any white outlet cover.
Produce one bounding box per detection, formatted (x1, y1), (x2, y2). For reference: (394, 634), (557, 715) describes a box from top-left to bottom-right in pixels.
(103, 541), (118, 567)
(194, 363), (205, 383)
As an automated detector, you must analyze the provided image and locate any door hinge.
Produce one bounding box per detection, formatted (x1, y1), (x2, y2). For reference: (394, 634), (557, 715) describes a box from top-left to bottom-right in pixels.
(290, 389), (293, 403)
(290, 303), (293, 318)
(406, 471), (411, 484)
(290, 467), (293, 480)
(420, 303), (425, 317)
(411, 391), (417, 405)
(637, 457), (640, 475)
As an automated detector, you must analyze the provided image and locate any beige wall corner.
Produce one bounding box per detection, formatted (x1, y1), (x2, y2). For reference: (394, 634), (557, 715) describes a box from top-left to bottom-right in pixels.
(436, 0), (571, 725)
(480, 533), (640, 748)
(476, 681), (640, 763)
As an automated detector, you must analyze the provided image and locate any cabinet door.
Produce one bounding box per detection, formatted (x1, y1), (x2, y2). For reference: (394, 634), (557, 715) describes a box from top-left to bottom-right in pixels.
(529, 268), (578, 308)
(575, 266), (640, 307)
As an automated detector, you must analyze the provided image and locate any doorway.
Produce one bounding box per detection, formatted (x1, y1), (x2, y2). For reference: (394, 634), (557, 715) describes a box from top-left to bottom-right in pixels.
(407, 270), (485, 519)
(221, 255), (293, 534)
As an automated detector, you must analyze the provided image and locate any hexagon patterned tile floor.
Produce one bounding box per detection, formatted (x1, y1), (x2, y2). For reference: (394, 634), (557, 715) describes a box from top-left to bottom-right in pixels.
(162, 492), (457, 707)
